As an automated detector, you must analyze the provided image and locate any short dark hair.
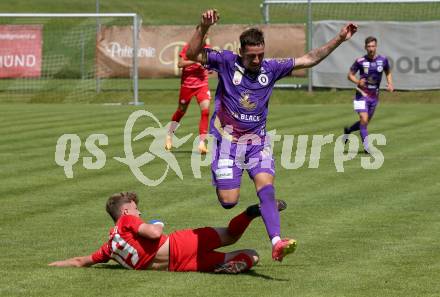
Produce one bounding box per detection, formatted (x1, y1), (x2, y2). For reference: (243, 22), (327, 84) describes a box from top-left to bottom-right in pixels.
(106, 192), (139, 222)
(365, 36), (377, 46)
(240, 27), (265, 49)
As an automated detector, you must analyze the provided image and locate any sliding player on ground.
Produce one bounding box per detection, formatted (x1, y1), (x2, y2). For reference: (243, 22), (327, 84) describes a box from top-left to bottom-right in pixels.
(49, 192), (287, 273)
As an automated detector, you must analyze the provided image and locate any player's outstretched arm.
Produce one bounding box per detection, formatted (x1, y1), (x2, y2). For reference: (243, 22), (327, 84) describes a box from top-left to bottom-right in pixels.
(295, 23), (358, 70)
(186, 9), (219, 63)
(49, 255), (94, 268)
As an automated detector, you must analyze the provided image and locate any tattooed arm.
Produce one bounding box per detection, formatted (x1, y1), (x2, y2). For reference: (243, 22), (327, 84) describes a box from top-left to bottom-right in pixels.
(186, 9), (219, 63)
(295, 23), (358, 70)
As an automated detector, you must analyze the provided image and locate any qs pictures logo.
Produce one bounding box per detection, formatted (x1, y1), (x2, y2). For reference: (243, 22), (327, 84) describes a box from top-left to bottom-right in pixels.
(55, 110), (192, 187)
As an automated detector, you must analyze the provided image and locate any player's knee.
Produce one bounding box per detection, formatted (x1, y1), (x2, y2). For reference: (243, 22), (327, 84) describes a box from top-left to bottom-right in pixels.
(216, 189), (239, 209)
(218, 200), (238, 209)
(199, 99), (210, 110)
(360, 115), (369, 125)
(178, 103), (189, 113)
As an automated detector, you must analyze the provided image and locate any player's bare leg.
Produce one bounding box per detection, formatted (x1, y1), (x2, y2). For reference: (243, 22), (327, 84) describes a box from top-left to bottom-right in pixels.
(216, 188), (240, 209)
(198, 99), (210, 154)
(254, 172), (297, 261)
(167, 101), (189, 151)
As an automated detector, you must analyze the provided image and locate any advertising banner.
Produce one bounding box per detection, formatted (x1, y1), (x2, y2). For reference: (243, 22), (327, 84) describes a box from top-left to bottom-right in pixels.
(0, 25), (43, 78)
(312, 21), (440, 90)
(96, 24), (306, 78)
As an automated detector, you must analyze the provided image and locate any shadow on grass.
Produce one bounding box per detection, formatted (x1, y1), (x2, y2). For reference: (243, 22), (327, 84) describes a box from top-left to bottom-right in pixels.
(93, 264), (289, 281)
(243, 270), (290, 281)
(93, 264), (126, 270)
(344, 149), (370, 155)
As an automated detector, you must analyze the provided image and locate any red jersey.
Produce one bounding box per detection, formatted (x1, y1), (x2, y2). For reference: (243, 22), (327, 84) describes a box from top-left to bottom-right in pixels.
(180, 44), (209, 88)
(91, 215), (168, 270)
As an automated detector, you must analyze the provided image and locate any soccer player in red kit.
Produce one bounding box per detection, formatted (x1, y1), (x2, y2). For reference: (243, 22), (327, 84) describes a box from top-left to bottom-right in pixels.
(49, 192), (287, 273)
(166, 34), (211, 154)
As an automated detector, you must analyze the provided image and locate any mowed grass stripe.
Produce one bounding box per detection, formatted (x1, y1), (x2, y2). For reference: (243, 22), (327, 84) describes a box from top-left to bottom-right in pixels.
(1, 103), (439, 297)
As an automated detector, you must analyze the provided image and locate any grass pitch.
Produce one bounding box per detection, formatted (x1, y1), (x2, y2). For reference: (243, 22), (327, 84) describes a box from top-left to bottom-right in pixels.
(1, 100), (439, 297)
(1, 1), (440, 296)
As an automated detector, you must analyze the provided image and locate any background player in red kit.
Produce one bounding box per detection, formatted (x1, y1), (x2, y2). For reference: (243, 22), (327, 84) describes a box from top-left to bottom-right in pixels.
(49, 192), (286, 273)
(166, 33), (211, 154)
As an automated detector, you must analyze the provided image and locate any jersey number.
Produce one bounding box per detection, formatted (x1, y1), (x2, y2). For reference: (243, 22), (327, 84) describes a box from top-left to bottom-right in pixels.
(111, 233), (139, 268)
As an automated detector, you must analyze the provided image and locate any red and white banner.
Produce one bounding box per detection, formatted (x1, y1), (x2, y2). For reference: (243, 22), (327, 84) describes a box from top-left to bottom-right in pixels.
(0, 25), (43, 78)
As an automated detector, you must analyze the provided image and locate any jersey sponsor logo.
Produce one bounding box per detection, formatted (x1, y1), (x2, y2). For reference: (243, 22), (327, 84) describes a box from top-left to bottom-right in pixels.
(240, 114), (260, 122)
(367, 77), (378, 86)
(233, 71), (243, 85)
(258, 73), (269, 86)
(215, 168), (233, 179)
(362, 61), (370, 74)
(239, 91), (257, 111)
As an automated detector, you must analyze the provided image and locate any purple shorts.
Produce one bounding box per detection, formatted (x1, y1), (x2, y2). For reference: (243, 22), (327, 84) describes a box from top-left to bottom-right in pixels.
(353, 97), (378, 118)
(211, 138), (275, 190)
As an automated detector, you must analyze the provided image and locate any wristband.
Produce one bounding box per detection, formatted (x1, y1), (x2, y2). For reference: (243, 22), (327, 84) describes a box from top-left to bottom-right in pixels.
(148, 219), (164, 227)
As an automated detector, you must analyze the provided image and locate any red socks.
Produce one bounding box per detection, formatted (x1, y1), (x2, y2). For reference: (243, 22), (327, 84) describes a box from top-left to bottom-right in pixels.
(171, 109), (185, 123)
(230, 253), (253, 270)
(199, 108), (209, 140)
(227, 212), (253, 237)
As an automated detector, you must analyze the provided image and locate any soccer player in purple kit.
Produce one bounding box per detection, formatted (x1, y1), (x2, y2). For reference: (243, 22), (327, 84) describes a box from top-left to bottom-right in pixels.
(186, 9), (358, 261)
(344, 36), (394, 153)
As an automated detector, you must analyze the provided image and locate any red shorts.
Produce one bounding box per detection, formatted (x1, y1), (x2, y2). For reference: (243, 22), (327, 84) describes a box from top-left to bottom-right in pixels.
(179, 85), (211, 105)
(168, 227), (225, 272)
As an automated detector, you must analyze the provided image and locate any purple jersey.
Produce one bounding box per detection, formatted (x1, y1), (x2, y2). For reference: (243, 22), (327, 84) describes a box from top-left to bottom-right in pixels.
(204, 48), (294, 142)
(350, 55), (390, 100)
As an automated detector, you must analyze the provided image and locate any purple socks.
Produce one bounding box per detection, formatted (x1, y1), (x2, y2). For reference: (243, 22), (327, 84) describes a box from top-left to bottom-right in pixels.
(360, 123), (368, 150)
(257, 185), (280, 240)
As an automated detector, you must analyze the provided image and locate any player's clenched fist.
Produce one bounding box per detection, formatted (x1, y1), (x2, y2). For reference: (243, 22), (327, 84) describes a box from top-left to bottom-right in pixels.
(200, 9), (219, 29)
(339, 23), (358, 41)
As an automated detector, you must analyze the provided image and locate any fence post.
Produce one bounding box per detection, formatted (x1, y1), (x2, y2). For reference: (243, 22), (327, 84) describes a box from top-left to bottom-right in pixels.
(307, 0), (313, 92)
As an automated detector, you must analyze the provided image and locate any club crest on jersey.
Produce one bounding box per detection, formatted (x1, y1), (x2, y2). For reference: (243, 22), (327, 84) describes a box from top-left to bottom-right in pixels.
(239, 90), (256, 111)
(258, 73), (269, 86)
(377, 65), (383, 72)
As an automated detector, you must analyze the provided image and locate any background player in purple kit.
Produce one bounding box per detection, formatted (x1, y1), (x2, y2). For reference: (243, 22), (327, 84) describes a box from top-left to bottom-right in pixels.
(344, 36), (394, 153)
(186, 9), (358, 262)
